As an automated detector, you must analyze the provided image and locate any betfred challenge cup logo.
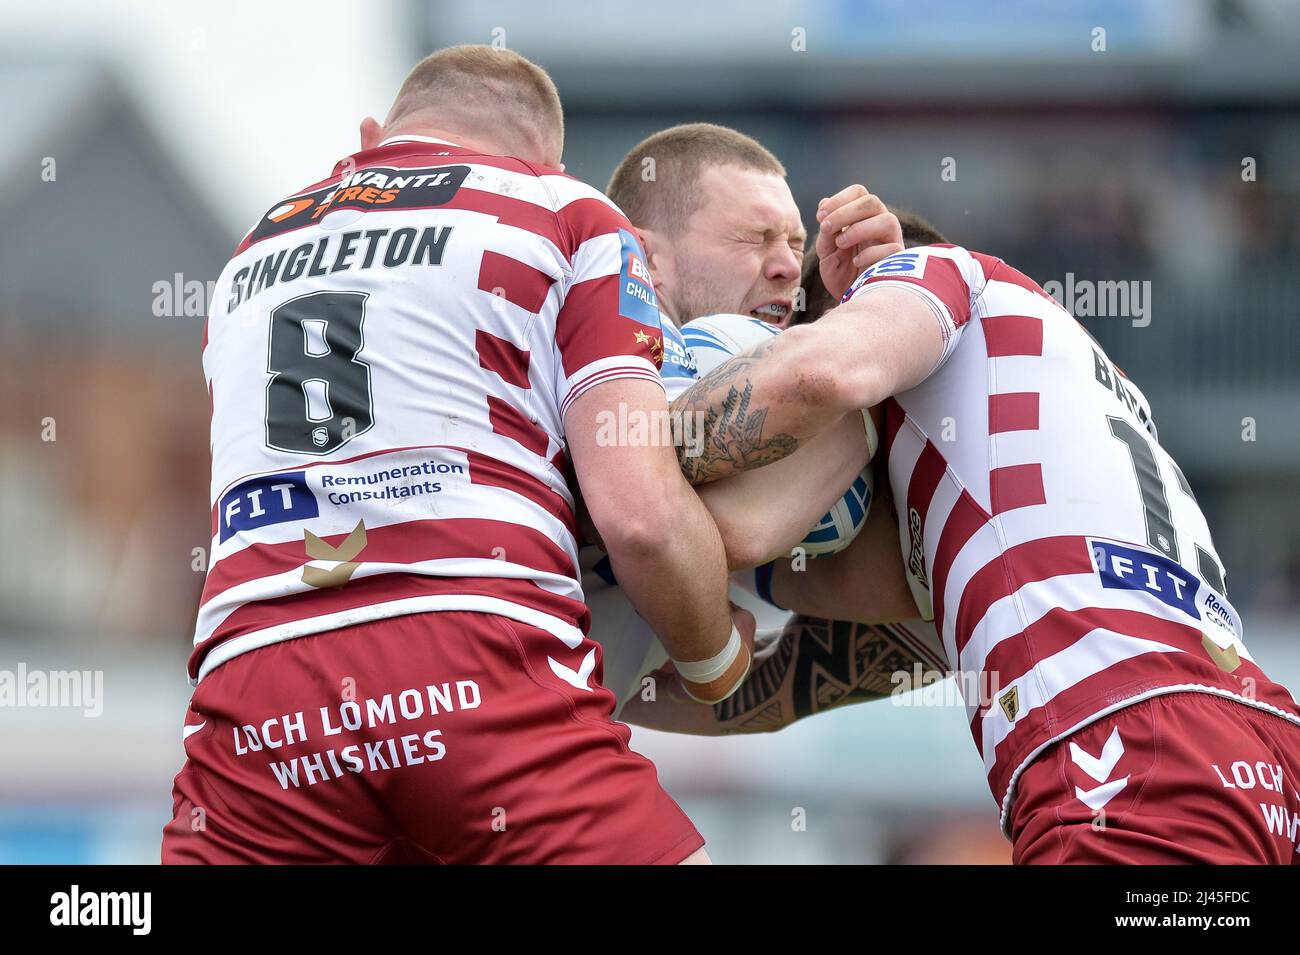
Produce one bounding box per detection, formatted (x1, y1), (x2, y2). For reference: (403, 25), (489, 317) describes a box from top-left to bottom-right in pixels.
(617, 229), (661, 327)
(627, 248), (653, 287)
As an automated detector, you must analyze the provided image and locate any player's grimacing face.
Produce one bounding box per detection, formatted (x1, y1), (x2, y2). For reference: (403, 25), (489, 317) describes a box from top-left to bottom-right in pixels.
(668, 166), (806, 327)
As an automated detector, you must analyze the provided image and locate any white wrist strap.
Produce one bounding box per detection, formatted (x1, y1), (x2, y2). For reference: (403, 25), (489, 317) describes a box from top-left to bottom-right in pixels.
(679, 652), (751, 706)
(673, 626), (742, 685)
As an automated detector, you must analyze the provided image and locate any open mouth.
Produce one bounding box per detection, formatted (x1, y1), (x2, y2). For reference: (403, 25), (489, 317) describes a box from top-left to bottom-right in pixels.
(750, 302), (791, 322)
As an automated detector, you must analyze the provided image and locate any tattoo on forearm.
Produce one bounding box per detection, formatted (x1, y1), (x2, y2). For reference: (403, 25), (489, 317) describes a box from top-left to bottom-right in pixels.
(712, 617), (939, 733)
(672, 342), (798, 485)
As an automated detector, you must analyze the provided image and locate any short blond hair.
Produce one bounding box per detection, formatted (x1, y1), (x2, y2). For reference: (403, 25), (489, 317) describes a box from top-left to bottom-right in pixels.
(387, 45), (564, 158)
(607, 123), (786, 234)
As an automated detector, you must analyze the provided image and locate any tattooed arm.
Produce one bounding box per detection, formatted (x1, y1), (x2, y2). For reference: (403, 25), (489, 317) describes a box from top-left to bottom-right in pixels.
(619, 615), (945, 736)
(670, 338), (803, 486)
(671, 286), (945, 485)
(695, 411), (872, 570)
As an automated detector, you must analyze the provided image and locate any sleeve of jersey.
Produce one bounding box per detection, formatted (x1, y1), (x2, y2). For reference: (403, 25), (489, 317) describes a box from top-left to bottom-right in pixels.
(553, 196), (666, 419)
(840, 244), (985, 372)
(657, 315), (699, 402)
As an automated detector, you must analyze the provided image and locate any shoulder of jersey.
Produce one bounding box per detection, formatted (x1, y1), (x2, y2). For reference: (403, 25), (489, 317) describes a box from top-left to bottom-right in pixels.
(234, 143), (623, 259)
(841, 243), (1002, 311)
(545, 176), (624, 216)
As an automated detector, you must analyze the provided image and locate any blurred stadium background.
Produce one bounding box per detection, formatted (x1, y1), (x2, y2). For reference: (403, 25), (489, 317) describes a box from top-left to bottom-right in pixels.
(2, 0), (1299, 863)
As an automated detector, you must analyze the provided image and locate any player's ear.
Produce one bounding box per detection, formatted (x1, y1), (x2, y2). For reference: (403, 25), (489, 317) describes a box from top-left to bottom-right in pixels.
(637, 227), (669, 284)
(359, 117), (385, 151)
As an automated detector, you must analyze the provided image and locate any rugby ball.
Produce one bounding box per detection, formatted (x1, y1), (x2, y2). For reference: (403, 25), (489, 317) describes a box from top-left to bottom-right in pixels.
(679, 313), (870, 557)
(679, 313), (782, 377)
(799, 468), (872, 557)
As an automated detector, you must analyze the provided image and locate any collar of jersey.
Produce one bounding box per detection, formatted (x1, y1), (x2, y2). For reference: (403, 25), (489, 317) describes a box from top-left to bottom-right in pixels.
(378, 134), (463, 148)
(333, 136), (473, 176)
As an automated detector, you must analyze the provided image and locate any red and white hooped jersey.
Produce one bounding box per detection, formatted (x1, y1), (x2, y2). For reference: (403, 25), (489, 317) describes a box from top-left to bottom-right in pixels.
(843, 244), (1300, 828)
(192, 136), (665, 682)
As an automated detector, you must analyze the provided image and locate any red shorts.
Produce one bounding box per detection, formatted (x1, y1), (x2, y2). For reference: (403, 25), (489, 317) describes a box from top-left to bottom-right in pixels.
(162, 610), (703, 864)
(1011, 692), (1300, 864)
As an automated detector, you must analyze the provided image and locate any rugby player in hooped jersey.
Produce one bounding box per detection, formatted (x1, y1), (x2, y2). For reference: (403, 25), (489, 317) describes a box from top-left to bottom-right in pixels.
(644, 205), (1300, 863)
(582, 125), (945, 716)
(164, 46), (757, 866)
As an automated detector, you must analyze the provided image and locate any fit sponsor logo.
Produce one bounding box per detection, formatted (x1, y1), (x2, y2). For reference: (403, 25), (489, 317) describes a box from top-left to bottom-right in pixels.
(0, 664), (103, 717)
(50, 885), (151, 935)
(218, 457), (466, 544)
(220, 472), (318, 542)
(1090, 539), (1199, 618)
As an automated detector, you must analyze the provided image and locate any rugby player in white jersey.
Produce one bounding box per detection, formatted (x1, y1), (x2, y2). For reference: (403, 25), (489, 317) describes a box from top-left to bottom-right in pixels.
(162, 47), (754, 865)
(607, 206), (955, 729)
(642, 208), (1300, 863)
(578, 124), (947, 721)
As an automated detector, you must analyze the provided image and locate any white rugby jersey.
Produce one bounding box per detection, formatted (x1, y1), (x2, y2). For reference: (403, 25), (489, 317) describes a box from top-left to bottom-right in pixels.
(192, 136), (666, 681)
(844, 244), (1300, 827)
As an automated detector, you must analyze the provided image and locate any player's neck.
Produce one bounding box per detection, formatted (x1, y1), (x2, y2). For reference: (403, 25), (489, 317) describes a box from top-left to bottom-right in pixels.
(380, 124), (477, 150)
(380, 122), (545, 166)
